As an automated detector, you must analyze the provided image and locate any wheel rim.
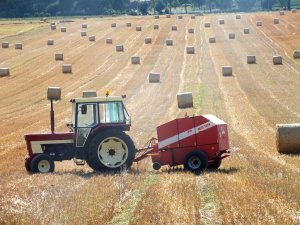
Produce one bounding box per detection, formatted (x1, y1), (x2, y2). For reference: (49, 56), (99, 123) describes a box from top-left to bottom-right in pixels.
(38, 160), (51, 173)
(97, 137), (128, 168)
(188, 156), (201, 170)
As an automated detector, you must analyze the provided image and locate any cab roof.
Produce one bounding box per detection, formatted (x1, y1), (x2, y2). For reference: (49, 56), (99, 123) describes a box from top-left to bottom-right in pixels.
(72, 96), (124, 103)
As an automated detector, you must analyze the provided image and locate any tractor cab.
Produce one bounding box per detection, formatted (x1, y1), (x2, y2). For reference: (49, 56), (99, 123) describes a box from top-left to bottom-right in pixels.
(69, 95), (131, 149)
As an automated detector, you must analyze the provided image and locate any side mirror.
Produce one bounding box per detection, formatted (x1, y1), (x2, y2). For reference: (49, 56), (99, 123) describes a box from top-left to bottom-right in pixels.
(81, 105), (87, 114)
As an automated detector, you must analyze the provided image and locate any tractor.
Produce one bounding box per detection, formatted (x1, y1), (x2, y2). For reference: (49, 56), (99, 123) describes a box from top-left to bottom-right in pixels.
(25, 88), (136, 173)
(24, 87), (230, 173)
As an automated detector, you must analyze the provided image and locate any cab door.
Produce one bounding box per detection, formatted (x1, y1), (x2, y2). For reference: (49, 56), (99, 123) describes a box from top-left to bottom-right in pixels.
(75, 103), (98, 148)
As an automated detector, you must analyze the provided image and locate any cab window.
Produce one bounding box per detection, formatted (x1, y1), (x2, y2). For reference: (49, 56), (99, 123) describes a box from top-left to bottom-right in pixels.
(77, 103), (98, 127)
(99, 102), (125, 123)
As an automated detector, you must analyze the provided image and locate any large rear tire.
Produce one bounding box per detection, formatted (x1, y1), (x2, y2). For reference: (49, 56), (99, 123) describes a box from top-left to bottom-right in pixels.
(86, 130), (136, 172)
(31, 154), (55, 173)
(184, 151), (208, 173)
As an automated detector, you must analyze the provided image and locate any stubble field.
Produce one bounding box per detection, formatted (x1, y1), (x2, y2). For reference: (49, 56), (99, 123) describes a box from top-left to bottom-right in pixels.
(0, 11), (299, 224)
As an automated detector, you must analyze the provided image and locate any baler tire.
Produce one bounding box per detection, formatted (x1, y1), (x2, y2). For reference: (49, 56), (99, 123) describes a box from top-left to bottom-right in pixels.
(25, 160), (31, 172)
(30, 154), (55, 173)
(184, 151), (208, 173)
(86, 130), (136, 172)
(208, 159), (222, 170)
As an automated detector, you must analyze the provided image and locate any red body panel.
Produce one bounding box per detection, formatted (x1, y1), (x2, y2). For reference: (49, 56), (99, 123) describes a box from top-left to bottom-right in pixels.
(24, 132), (74, 156)
(151, 115), (230, 167)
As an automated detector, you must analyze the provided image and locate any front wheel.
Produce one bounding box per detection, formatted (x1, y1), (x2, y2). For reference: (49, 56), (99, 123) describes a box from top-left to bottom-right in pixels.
(184, 151), (208, 173)
(86, 130), (136, 172)
(31, 154), (55, 173)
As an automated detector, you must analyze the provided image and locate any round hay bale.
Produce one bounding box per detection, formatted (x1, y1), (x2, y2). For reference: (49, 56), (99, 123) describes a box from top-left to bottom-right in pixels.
(61, 27), (66, 32)
(186, 46), (195, 54)
(116, 45), (124, 52)
(171, 25), (177, 31)
(292, 9), (297, 13)
(279, 11), (285, 15)
(154, 15), (159, 19)
(236, 14), (241, 19)
(47, 87), (61, 100)
(2, 42), (9, 48)
(222, 66), (232, 76)
(219, 19), (225, 24)
(209, 37), (216, 43)
(149, 73), (160, 83)
(247, 55), (256, 64)
(293, 50), (300, 58)
(83, 90), (97, 98)
(111, 23), (116, 27)
(136, 26), (142, 31)
(244, 28), (250, 34)
(126, 22), (131, 27)
(166, 14), (171, 18)
(47, 39), (54, 45)
(15, 43), (22, 50)
(204, 22), (210, 28)
(0, 68), (10, 77)
(131, 56), (140, 64)
(55, 52), (64, 61)
(82, 24), (87, 29)
(166, 39), (173, 46)
(51, 25), (56, 30)
(178, 15), (182, 19)
(188, 28), (194, 34)
(274, 18), (279, 24)
(153, 24), (159, 29)
(191, 15), (195, 19)
(62, 64), (72, 73)
(256, 21), (262, 26)
(229, 33), (235, 39)
(81, 31), (87, 36)
(89, 35), (96, 41)
(273, 55), (282, 65)
(145, 37), (152, 44)
(177, 92), (193, 108)
(276, 124), (300, 154)
(106, 38), (113, 44)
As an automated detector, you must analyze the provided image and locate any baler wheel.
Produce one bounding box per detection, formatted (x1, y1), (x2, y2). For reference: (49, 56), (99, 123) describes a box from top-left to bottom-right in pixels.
(87, 129), (136, 172)
(184, 151), (208, 173)
(31, 154), (55, 173)
(152, 162), (161, 170)
(25, 160), (31, 172)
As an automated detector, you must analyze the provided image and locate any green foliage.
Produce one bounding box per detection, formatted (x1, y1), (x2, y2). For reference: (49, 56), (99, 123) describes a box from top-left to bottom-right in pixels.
(155, 0), (166, 14)
(214, 0), (233, 10)
(237, 0), (256, 11)
(261, 0), (277, 10)
(138, 2), (148, 15)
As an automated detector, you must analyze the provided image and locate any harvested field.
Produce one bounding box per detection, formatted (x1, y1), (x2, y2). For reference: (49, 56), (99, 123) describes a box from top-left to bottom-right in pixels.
(0, 12), (299, 224)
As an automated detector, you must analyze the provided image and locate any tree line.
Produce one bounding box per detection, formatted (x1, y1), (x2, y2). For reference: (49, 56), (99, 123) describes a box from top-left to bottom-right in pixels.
(0, 0), (295, 18)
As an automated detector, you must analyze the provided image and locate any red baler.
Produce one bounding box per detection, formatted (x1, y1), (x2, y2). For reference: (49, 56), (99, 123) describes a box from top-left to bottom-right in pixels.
(135, 114), (230, 172)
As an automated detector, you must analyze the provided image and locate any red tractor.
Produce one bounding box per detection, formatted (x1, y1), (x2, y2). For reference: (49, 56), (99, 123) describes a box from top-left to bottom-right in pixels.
(24, 88), (230, 173)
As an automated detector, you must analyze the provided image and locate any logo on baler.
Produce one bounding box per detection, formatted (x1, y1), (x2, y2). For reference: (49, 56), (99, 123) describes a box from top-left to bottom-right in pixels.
(158, 121), (215, 149)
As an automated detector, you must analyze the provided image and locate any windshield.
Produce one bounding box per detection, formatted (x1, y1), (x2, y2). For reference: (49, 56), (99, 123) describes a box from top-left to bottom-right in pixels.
(99, 102), (125, 123)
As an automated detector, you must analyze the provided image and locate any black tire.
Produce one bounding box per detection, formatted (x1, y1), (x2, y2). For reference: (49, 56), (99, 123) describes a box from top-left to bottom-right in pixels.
(86, 129), (136, 172)
(25, 160), (31, 172)
(208, 159), (222, 170)
(31, 154), (55, 173)
(184, 150), (208, 173)
(153, 162), (161, 170)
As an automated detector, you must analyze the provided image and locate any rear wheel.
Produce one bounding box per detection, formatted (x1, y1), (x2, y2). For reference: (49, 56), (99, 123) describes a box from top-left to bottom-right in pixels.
(184, 151), (208, 173)
(31, 154), (55, 173)
(86, 130), (136, 172)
